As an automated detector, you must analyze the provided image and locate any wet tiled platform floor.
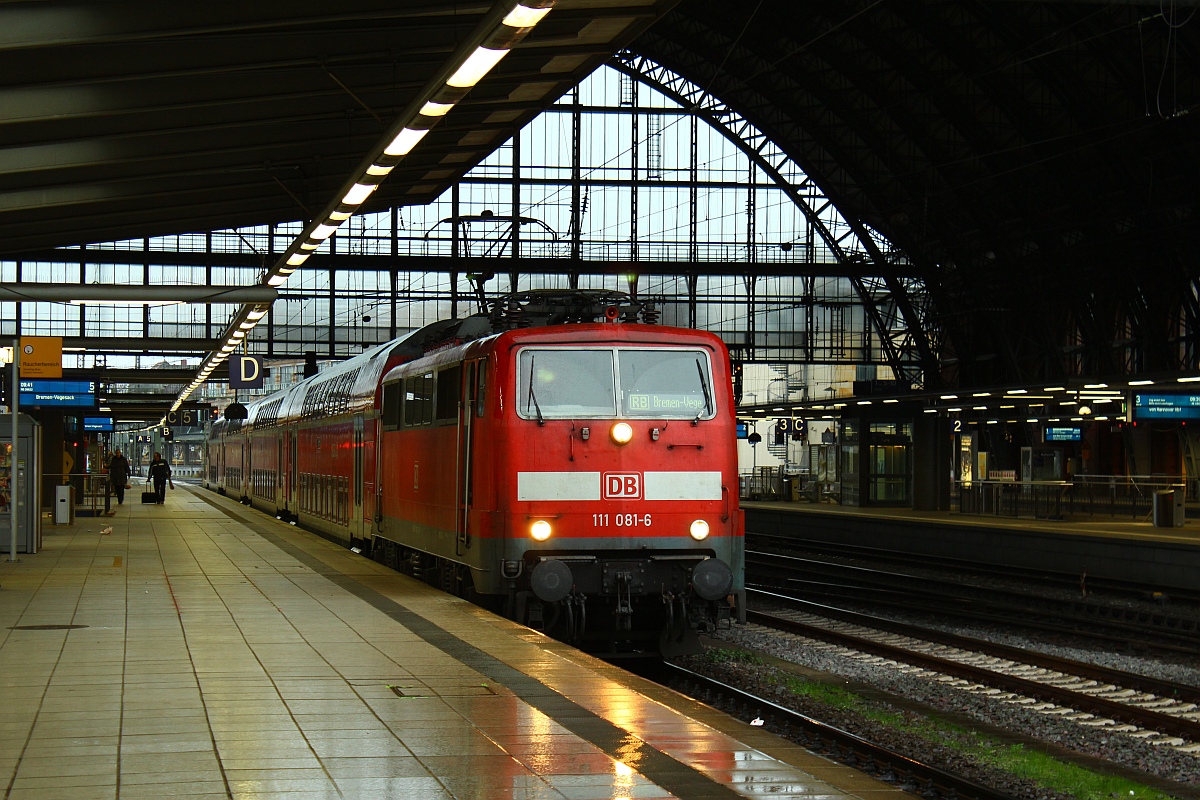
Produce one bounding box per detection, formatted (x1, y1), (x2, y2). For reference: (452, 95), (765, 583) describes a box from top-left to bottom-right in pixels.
(0, 485), (905, 800)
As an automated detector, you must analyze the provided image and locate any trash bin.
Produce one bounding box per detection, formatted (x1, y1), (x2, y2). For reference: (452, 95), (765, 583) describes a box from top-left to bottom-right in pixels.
(54, 484), (75, 525)
(1152, 490), (1174, 528)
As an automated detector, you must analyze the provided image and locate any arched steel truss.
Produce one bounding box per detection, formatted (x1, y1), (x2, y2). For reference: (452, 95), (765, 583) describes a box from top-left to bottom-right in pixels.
(611, 51), (938, 389)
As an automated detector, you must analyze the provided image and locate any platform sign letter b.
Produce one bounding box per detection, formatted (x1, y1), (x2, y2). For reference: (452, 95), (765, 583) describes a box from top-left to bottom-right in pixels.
(229, 355), (264, 389)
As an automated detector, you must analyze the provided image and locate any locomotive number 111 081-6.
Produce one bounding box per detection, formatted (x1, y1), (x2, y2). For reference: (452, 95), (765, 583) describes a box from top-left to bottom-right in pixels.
(592, 513), (653, 527)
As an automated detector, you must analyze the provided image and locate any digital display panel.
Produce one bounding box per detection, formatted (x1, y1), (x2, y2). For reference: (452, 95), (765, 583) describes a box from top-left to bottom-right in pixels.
(1132, 393), (1200, 421)
(1045, 427), (1082, 442)
(19, 379), (96, 407)
(736, 421), (749, 439)
(83, 417), (114, 432)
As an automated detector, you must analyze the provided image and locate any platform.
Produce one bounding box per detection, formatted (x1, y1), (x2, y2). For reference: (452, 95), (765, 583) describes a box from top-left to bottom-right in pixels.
(0, 485), (904, 800)
(743, 500), (1200, 591)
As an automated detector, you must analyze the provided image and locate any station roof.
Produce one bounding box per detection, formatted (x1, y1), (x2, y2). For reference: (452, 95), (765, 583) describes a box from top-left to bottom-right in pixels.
(1, 1), (1197, 394)
(0, 0), (671, 253)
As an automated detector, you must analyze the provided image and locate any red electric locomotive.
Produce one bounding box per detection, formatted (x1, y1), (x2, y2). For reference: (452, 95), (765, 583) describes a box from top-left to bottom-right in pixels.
(206, 291), (745, 656)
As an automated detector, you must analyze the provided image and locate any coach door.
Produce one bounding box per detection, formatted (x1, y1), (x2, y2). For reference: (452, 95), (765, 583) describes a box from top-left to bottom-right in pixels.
(455, 361), (481, 556)
(352, 417), (364, 539)
(289, 430), (298, 512)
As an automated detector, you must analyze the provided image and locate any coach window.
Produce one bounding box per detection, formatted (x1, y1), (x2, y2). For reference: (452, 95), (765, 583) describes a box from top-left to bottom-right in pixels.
(404, 372), (434, 426)
(435, 365), (461, 422)
(381, 381), (401, 430)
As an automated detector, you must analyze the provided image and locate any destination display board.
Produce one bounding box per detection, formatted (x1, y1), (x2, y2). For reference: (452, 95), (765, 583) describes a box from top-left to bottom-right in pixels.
(1045, 426), (1082, 442)
(83, 417), (114, 432)
(19, 379), (96, 407)
(1132, 393), (1200, 421)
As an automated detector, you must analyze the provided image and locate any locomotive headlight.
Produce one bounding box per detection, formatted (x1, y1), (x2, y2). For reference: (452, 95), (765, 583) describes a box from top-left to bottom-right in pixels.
(530, 520), (553, 541)
(689, 519), (711, 541)
(610, 422), (634, 444)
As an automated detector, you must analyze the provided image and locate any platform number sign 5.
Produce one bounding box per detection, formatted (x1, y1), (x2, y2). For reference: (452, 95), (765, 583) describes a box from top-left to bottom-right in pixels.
(603, 472), (641, 499)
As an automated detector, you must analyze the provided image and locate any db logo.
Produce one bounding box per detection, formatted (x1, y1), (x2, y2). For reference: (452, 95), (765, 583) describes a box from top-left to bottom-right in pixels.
(603, 472), (641, 499)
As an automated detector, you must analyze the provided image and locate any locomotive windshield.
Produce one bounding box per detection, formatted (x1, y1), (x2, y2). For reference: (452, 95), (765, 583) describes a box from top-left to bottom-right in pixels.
(517, 347), (715, 420)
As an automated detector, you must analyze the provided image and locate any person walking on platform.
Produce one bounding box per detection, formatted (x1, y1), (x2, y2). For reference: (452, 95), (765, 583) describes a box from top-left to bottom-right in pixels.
(146, 452), (174, 504)
(107, 449), (131, 505)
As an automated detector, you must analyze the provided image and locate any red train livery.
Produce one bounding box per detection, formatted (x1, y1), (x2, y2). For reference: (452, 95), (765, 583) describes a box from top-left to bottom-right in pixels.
(206, 292), (745, 655)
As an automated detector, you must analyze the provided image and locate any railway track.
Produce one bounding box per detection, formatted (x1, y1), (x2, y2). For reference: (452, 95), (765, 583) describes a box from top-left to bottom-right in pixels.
(745, 588), (1200, 753)
(661, 662), (1025, 800)
(745, 548), (1200, 654)
(746, 534), (1200, 608)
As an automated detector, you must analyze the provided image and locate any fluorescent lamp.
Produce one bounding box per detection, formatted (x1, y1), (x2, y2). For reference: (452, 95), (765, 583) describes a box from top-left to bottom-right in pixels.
(940, 395), (958, 400)
(267, 274), (289, 287)
(1043, 386), (1066, 392)
(1128, 380), (1154, 386)
(231, 330), (245, 339)
(310, 223), (338, 241)
(1008, 388), (1027, 394)
(503, 4), (551, 27)
(300, 241), (320, 250)
(342, 183), (378, 206)
(366, 163), (394, 176)
(246, 309), (268, 321)
(447, 47), (509, 88)
(68, 299), (182, 307)
(1177, 376), (1200, 383)
(384, 127), (430, 156)
(420, 101), (454, 117)
(286, 253), (310, 266)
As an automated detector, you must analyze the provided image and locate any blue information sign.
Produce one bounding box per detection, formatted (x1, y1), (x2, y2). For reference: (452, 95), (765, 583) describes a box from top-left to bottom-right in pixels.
(1045, 426), (1081, 442)
(19, 379), (96, 407)
(1133, 393), (1200, 421)
(84, 417), (114, 432)
(736, 421), (749, 439)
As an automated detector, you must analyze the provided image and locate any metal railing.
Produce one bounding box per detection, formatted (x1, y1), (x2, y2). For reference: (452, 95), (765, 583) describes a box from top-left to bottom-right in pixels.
(953, 477), (1186, 521)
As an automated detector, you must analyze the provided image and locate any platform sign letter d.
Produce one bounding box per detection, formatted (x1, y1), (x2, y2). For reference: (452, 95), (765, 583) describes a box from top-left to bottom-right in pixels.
(229, 355), (264, 389)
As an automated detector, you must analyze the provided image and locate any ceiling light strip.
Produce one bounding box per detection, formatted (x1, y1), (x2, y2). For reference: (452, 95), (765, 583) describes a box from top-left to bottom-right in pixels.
(168, 2), (557, 418)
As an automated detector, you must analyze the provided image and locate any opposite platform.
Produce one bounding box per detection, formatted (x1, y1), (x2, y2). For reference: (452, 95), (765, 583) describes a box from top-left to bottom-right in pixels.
(0, 484), (903, 800)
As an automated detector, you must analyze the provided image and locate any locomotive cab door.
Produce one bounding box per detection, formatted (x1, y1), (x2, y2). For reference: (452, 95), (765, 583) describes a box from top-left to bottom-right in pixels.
(455, 361), (481, 556)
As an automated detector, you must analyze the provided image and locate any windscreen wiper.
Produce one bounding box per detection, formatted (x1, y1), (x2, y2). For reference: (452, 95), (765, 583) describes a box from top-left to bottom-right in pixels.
(527, 356), (545, 426)
(694, 358), (712, 424)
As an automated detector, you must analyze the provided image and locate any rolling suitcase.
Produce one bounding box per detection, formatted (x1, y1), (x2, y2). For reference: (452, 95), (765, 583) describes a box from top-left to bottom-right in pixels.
(141, 491), (157, 504)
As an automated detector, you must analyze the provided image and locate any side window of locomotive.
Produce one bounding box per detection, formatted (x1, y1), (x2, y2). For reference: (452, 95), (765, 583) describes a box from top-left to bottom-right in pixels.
(404, 373), (435, 426)
(518, 349), (616, 418)
(381, 381), (401, 431)
(435, 365), (461, 422)
(618, 349), (715, 419)
(475, 360), (487, 417)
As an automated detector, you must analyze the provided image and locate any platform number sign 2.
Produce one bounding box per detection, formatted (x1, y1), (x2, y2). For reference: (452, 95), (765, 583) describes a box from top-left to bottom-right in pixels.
(953, 419), (962, 433)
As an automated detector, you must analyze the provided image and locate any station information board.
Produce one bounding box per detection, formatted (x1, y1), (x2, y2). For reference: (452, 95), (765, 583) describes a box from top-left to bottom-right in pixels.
(1045, 426), (1082, 442)
(83, 417), (114, 432)
(18, 379), (97, 407)
(1132, 393), (1200, 421)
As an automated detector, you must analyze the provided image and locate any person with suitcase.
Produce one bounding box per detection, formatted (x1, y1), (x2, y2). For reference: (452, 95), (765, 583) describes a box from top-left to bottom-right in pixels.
(146, 452), (174, 504)
(107, 449), (131, 505)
